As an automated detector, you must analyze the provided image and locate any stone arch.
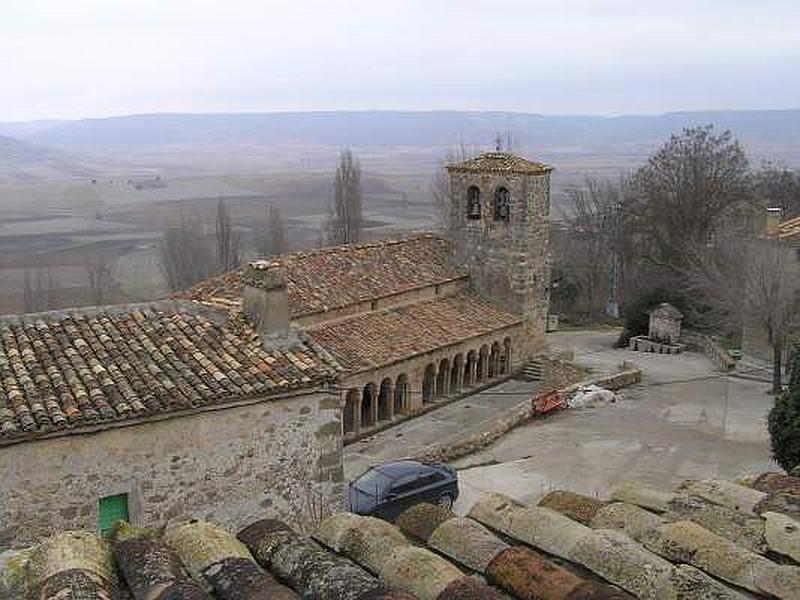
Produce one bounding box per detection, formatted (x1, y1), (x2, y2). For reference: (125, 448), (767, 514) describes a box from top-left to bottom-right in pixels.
(467, 185), (481, 220)
(378, 378), (392, 421)
(361, 382), (376, 428)
(502, 337), (512, 374)
(489, 342), (501, 378)
(494, 187), (510, 222)
(394, 374), (407, 416)
(422, 364), (436, 404)
(464, 350), (476, 386)
(344, 389), (359, 434)
(450, 353), (463, 395)
(436, 358), (450, 397)
(477, 345), (489, 382)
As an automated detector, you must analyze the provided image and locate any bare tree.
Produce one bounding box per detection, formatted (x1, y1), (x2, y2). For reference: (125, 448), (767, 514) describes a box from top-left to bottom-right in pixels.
(159, 214), (216, 292)
(256, 203), (289, 256)
(431, 144), (476, 236)
(85, 254), (117, 305)
(326, 149), (362, 245)
(751, 162), (800, 219)
(552, 178), (629, 319)
(23, 261), (57, 313)
(627, 125), (753, 280)
(687, 237), (800, 392)
(215, 198), (240, 272)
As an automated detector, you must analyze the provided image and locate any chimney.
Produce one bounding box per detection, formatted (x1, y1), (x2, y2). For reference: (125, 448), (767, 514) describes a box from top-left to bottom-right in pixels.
(766, 207), (783, 239)
(242, 260), (289, 340)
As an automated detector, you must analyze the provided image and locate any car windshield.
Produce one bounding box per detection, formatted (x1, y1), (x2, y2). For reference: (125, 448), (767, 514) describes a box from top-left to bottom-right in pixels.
(354, 468), (393, 496)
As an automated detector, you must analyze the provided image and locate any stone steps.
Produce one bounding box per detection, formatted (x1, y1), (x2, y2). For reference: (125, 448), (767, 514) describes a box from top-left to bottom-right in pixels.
(521, 359), (542, 381)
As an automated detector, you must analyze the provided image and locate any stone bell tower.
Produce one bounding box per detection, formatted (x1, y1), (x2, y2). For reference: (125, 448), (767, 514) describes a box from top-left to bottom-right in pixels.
(445, 151), (552, 358)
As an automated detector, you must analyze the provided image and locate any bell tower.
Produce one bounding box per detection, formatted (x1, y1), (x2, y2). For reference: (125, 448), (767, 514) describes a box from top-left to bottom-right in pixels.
(445, 152), (552, 358)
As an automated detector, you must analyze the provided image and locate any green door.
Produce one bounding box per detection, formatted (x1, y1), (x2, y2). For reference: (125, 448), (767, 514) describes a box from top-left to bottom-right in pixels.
(98, 493), (129, 535)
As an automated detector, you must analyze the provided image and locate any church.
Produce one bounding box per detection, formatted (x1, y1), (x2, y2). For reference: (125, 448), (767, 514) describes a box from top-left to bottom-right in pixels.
(179, 150), (553, 440)
(0, 151), (552, 545)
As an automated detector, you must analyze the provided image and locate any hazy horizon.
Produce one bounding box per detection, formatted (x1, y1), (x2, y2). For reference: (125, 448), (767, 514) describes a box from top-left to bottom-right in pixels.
(3, 0), (798, 122)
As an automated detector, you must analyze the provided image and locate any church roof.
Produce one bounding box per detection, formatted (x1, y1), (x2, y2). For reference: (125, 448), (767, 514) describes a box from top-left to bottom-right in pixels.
(446, 151), (552, 175)
(0, 303), (338, 443)
(305, 292), (522, 374)
(175, 235), (467, 318)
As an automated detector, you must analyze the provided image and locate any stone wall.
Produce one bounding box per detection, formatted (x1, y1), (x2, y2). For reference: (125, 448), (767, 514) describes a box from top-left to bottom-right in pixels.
(0, 391), (344, 548)
(295, 278), (469, 328)
(447, 169), (551, 360)
(649, 314), (681, 344)
(540, 356), (590, 390)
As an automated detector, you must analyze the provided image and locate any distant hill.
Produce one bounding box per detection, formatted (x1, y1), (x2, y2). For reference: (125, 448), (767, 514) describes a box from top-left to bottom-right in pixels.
(0, 134), (97, 180)
(16, 109), (800, 149)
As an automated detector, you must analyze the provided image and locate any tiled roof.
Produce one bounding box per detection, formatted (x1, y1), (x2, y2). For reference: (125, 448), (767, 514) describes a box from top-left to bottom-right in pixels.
(446, 152), (552, 175)
(8, 473), (797, 599)
(305, 293), (522, 374)
(175, 235), (466, 318)
(0, 303), (339, 441)
(779, 215), (800, 241)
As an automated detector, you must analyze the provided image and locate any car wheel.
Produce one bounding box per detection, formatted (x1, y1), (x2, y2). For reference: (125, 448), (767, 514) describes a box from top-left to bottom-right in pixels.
(437, 493), (453, 510)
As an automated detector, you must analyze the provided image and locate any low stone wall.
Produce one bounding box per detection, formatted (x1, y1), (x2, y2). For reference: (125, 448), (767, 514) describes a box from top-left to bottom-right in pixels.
(540, 356), (589, 390)
(628, 336), (684, 354)
(682, 332), (736, 371)
(416, 367), (642, 464)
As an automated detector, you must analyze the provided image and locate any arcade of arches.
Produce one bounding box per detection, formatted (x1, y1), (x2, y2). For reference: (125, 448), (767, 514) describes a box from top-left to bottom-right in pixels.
(342, 335), (513, 439)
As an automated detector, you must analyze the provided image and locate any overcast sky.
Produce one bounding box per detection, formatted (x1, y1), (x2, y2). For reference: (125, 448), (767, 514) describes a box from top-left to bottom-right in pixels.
(1, 0), (798, 121)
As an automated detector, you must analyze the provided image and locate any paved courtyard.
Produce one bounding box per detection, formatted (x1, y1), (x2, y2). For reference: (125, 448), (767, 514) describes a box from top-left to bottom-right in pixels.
(454, 329), (776, 513)
(344, 329), (777, 516)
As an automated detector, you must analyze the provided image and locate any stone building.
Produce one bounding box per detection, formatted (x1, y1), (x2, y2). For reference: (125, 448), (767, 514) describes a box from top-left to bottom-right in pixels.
(0, 298), (343, 547)
(648, 303), (683, 344)
(179, 151), (553, 441)
(0, 150), (553, 547)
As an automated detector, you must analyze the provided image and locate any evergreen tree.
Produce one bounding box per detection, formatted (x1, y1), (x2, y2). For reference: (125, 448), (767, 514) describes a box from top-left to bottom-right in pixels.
(768, 343), (800, 472)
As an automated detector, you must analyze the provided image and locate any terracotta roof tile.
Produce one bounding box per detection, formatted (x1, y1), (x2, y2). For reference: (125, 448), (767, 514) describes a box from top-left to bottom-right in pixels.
(779, 215), (800, 241)
(175, 235), (466, 317)
(446, 152), (552, 175)
(0, 305), (338, 441)
(305, 292), (522, 374)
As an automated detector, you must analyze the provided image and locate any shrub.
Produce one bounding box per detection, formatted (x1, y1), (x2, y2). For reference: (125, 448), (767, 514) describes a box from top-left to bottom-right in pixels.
(768, 345), (800, 472)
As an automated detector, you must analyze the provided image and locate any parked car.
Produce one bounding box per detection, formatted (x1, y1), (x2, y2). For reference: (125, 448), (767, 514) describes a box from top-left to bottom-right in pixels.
(347, 460), (459, 520)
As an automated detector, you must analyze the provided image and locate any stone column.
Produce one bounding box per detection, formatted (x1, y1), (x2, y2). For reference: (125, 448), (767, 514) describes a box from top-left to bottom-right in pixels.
(386, 382), (395, 420)
(353, 391), (362, 435)
(370, 383), (378, 426)
(469, 359), (477, 386)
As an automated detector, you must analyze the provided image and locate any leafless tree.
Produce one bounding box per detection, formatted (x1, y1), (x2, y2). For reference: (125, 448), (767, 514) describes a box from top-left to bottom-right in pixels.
(552, 178), (629, 318)
(85, 254), (117, 305)
(751, 162), (800, 219)
(215, 198), (240, 271)
(431, 144), (476, 236)
(627, 125), (753, 281)
(23, 261), (57, 313)
(256, 203), (289, 256)
(686, 237), (800, 392)
(326, 149), (362, 245)
(159, 214), (216, 292)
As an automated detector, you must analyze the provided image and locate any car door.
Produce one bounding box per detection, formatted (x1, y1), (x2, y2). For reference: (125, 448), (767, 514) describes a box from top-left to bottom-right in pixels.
(417, 472), (447, 503)
(379, 473), (424, 520)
